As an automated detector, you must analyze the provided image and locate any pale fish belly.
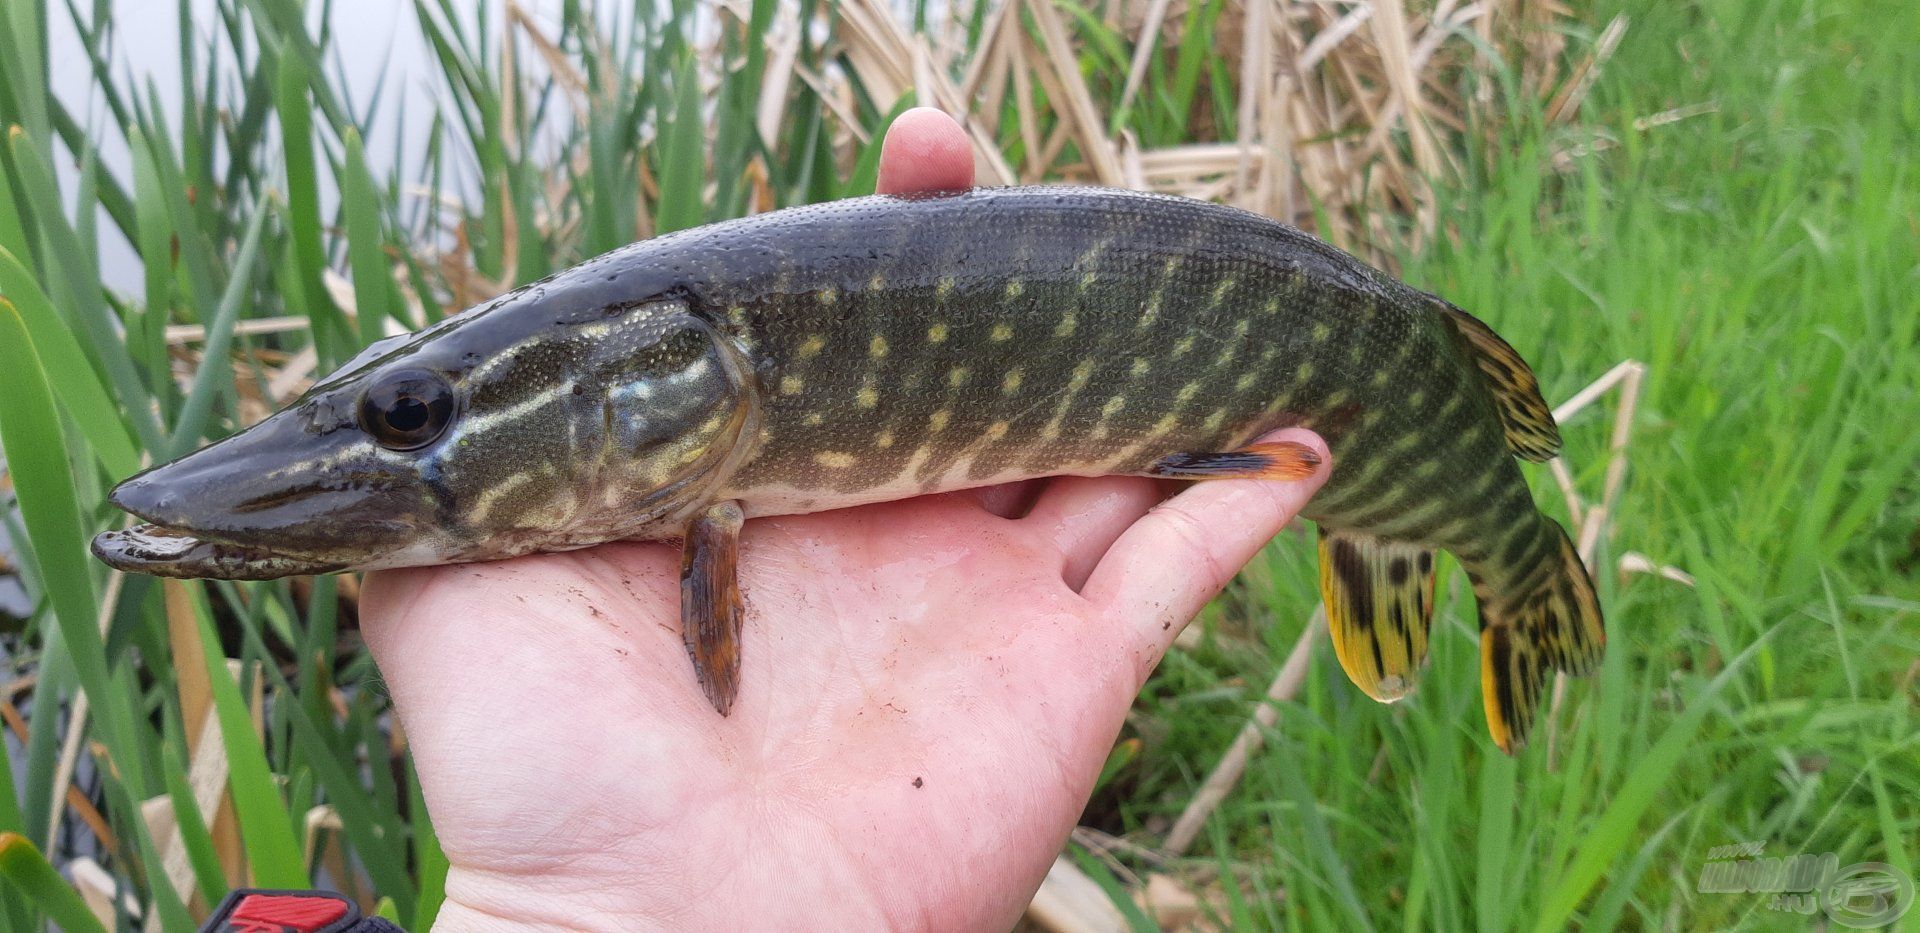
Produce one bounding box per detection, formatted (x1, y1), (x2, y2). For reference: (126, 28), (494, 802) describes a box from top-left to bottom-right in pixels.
(721, 409), (1284, 520)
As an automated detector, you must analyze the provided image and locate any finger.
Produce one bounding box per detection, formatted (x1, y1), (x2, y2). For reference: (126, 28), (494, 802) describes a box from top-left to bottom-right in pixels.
(1080, 429), (1331, 653)
(965, 478), (1049, 518)
(1022, 475), (1164, 590)
(875, 107), (974, 195)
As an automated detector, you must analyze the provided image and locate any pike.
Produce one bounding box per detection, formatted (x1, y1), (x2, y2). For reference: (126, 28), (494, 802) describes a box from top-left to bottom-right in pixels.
(94, 187), (1602, 751)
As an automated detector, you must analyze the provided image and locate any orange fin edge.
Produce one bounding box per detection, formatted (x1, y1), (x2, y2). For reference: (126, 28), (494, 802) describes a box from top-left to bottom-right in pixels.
(1143, 440), (1322, 482)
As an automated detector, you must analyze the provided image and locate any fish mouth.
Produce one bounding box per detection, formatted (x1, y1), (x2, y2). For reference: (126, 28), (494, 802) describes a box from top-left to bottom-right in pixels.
(91, 523), (350, 580)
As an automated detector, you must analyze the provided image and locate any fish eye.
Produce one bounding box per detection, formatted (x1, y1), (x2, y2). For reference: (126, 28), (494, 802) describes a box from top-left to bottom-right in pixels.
(358, 369), (455, 451)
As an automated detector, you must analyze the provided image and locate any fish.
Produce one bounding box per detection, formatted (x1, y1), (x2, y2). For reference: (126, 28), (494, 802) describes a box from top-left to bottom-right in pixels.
(92, 186), (1602, 751)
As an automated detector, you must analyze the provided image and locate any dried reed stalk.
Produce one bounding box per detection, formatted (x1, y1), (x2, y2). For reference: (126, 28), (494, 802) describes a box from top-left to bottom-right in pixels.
(1163, 607), (1325, 855)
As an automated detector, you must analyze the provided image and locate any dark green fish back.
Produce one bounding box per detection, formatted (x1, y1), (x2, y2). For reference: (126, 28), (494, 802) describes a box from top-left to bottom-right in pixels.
(681, 189), (1469, 513)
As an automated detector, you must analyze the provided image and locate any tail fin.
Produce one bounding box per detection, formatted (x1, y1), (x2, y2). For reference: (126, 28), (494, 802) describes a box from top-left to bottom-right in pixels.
(1477, 520), (1605, 753)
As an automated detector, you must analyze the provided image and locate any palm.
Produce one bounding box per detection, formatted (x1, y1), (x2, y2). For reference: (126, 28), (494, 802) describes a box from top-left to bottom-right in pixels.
(363, 465), (1324, 929)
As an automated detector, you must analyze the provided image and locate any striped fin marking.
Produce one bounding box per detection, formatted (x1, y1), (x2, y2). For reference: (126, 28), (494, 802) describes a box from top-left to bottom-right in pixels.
(1436, 302), (1561, 462)
(1318, 530), (1437, 702)
(1480, 623), (1542, 754)
(1478, 520), (1605, 753)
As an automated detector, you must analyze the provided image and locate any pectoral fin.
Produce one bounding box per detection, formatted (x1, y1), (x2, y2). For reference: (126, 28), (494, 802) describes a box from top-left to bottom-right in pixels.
(1318, 529), (1437, 701)
(680, 500), (746, 716)
(1143, 440), (1322, 481)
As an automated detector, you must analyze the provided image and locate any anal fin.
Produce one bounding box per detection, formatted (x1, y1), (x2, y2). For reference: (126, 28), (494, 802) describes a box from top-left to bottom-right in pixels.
(680, 500), (746, 716)
(1317, 529), (1436, 702)
(1144, 441), (1321, 482)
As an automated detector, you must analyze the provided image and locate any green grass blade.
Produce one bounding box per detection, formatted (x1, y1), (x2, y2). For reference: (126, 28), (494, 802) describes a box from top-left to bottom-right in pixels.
(6, 127), (164, 451)
(654, 53), (706, 234)
(409, 757), (447, 931)
(1066, 845), (1160, 932)
(0, 692), (28, 929)
(0, 126), (36, 265)
(272, 674), (416, 916)
(0, 246), (140, 478)
(189, 590), (308, 888)
(165, 191), (271, 458)
(343, 127), (393, 345)
(0, 297), (144, 801)
(1533, 623), (1785, 932)
(0, 832), (107, 933)
(128, 123), (179, 406)
(840, 94), (914, 198)
(274, 48), (347, 364)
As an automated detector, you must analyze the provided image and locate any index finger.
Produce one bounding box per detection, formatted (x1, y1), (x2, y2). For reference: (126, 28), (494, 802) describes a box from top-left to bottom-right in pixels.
(1079, 429), (1331, 653)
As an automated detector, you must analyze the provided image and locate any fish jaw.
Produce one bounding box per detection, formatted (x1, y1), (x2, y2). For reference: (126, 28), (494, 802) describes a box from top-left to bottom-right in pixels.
(91, 523), (350, 580)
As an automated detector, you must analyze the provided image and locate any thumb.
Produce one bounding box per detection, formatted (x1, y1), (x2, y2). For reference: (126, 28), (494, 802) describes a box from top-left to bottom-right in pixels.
(1079, 428), (1330, 657)
(875, 107), (973, 195)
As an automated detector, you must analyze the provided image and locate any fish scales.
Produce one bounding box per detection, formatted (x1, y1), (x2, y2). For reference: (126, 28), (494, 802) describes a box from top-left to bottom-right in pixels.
(679, 190), (1480, 563)
(94, 186), (1603, 752)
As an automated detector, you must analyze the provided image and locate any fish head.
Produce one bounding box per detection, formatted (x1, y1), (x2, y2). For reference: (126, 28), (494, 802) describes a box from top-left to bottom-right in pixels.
(94, 295), (755, 580)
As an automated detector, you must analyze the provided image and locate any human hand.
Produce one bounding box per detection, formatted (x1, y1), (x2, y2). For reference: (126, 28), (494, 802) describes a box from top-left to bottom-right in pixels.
(360, 107), (1330, 931)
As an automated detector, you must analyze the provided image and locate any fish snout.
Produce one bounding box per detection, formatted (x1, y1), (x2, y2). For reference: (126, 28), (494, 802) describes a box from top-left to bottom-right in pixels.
(104, 423), (421, 557)
(106, 470), (183, 526)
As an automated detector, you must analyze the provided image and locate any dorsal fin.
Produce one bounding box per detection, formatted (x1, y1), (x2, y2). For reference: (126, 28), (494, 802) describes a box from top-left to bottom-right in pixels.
(1436, 302), (1562, 461)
